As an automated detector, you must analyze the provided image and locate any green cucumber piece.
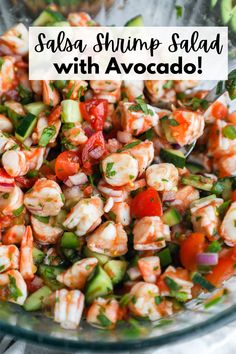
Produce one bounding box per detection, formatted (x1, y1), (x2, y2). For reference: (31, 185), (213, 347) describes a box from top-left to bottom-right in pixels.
(125, 15), (144, 27)
(83, 246), (110, 265)
(51, 21), (70, 26)
(33, 247), (45, 265)
(33, 8), (66, 26)
(55, 209), (67, 228)
(85, 265), (113, 304)
(186, 161), (204, 174)
(161, 119), (175, 143)
(24, 102), (47, 116)
(162, 207), (182, 227)
(191, 272), (215, 292)
(23, 286), (52, 311)
(230, 6), (236, 32)
(191, 194), (216, 208)
(38, 265), (65, 291)
(61, 99), (82, 123)
(4, 101), (25, 127)
(15, 113), (37, 142)
(104, 260), (127, 285)
(61, 232), (79, 249)
(182, 174), (214, 191)
(160, 148), (186, 168)
(156, 248), (172, 267)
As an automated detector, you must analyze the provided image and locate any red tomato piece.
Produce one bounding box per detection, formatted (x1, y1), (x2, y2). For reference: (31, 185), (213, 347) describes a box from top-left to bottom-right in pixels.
(15, 176), (37, 189)
(80, 99), (108, 131)
(55, 151), (80, 180)
(232, 190), (236, 202)
(179, 233), (206, 271)
(81, 131), (106, 165)
(211, 101), (228, 120)
(130, 187), (163, 218)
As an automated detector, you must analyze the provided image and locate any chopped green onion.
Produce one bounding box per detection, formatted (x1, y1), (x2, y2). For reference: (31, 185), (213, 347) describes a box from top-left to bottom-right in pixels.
(39, 126), (56, 147)
(222, 125), (236, 140)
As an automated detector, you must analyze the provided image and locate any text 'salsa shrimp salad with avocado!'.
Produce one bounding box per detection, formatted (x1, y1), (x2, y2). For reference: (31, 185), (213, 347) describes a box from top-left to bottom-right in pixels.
(0, 6), (236, 332)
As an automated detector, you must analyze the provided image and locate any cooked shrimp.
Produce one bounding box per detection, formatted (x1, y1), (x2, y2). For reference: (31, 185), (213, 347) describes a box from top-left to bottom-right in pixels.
(0, 23), (28, 55)
(87, 221), (128, 257)
(57, 258), (98, 289)
(174, 80), (198, 93)
(0, 185), (24, 216)
(87, 298), (121, 329)
(0, 131), (17, 154)
(146, 163), (179, 191)
(63, 80), (88, 100)
(0, 114), (13, 133)
(165, 109), (205, 146)
(2, 150), (28, 177)
(31, 215), (63, 245)
(122, 80), (144, 101)
(2, 225), (25, 245)
(62, 185), (84, 209)
(124, 140), (154, 176)
(30, 80), (42, 95)
(203, 94), (228, 123)
(117, 101), (159, 136)
(0, 269), (27, 305)
(217, 153), (236, 177)
(145, 80), (176, 104)
(0, 245), (19, 272)
(220, 201), (236, 246)
(54, 289), (84, 329)
(97, 180), (128, 202)
(63, 122), (88, 146)
(20, 226), (35, 280)
(23, 147), (46, 171)
(101, 152), (138, 187)
(171, 186), (199, 212)
(90, 80), (121, 93)
(108, 202), (131, 226)
(63, 196), (104, 236)
(33, 112), (61, 145)
(106, 138), (122, 153)
(157, 266), (193, 300)
(191, 197), (223, 239)
(127, 266), (142, 281)
(42, 81), (60, 107)
(95, 87), (121, 104)
(133, 216), (170, 251)
(208, 120), (236, 158)
(0, 56), (15, 93)
(4, 101), (26, 119)
(68, 12), (97, 26)
(128, 282), (173, 321)
(137, 256), (161, 283)
(24, 178), (64, 217)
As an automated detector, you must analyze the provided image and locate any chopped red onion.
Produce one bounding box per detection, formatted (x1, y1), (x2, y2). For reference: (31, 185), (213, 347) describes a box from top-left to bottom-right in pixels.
(0, 182), (15, 193)
(197, 252), (218, 266)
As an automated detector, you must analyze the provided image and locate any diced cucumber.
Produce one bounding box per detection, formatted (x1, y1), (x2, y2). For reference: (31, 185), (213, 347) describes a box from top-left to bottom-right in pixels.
(161, 119), (175, 143)
(23, 286), (52, 311)
(191, 272), (215, 292)
(38, 265), (65, 291)
(15, 113), (37, 142)
(212, 177), (234, 200)
(61, 100), (82, 123)
(125, 15), (144, 26)
(160, 148), (186, 168)
(55, 209), (67, 228)
(24, 102), (47, 116)
(4, 101), (25, 127)
(33, 247), (45, 265)
(156, 248), (172, 267)
(162, 207), (182, 226)
(51, 21), (70, 26)
(33, 8), (66, 26)
(85, 265), (113, 304)
(104, 260), (127, 285)
(83, 246), (110, 265)
(191, 194), (216, 208)
(182, 174), (214, 191)
(186, 161), (204, 174)
(61, 232), (79, 249)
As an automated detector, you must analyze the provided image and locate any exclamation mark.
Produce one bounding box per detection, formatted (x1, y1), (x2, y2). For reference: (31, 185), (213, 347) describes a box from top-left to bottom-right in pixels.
(198, 57), (202, 74)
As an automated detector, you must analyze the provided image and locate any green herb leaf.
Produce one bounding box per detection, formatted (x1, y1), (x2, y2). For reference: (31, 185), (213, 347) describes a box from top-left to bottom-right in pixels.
(7, 275), (23, 301)
(128, 96), (154, 116)
(12, 205), (24, 217)
(163, 80), (173, 89)
(17, 83), (33, 104)
(39, 126), (56, 147)
(34, 215), (50, 224)
(0, 58), (4, 71)
(216, 81), (223, 95)
(207, 240), (222, 253)
(118, 140), (141, 152)
(175, 5), (183, 18)
(105, 162), (116, 178)
(164, 276), (180, 291)
(97, 314), (112, 327)
(222, 125), (236, 140)
(65, 83), (75, 99)
(154, 295), (163, 305)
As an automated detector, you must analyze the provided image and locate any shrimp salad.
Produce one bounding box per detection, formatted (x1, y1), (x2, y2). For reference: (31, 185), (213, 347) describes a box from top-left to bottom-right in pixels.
(0, 7), (235, 331)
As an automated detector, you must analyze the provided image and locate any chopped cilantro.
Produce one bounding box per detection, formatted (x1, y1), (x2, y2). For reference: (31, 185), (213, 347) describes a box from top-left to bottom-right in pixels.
(12, 205), (24, 217)
(175, 5), (183, 18)
(39, 126), (56, 147)
(105, 162), (116, 178)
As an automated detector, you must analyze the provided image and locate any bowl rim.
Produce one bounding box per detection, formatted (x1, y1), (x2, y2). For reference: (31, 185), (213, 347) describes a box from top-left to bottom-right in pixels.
(0, 302), (236, 352)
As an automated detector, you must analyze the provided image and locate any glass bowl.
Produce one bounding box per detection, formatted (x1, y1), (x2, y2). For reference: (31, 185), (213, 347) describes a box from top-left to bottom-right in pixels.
(0, 0), (236, 351)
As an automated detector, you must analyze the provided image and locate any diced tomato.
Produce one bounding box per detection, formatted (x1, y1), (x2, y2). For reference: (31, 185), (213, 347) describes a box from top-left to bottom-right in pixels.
(80, 99), (108, 131)
(81, 131), (106, 165)
(15, 176), (37, 189)
(205, 247), (236, 287)
(232, 190), (236, 202)
(39, 164), (57, 181)
(48, 105), (61, 124)
(179, 233), (206, 271)
(211, 101), (228, 120)
(55, 151), (80, 180)
(82, 184), (94, 197)
(130, 187), (163, 218)
(25, 276), (44, 294)
(228, 112), (236, 125)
